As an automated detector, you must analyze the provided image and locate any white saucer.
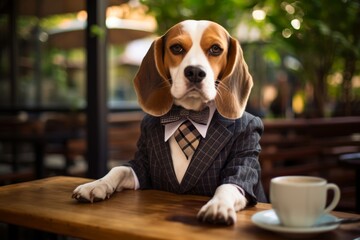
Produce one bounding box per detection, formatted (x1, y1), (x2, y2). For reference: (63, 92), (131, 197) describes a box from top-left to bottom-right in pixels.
(251, 209), (339, 236)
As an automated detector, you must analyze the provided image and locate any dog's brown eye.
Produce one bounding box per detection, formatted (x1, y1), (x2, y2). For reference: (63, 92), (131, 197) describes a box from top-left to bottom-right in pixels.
(170, 44), (184, 55)
(209, 44), (223, 56)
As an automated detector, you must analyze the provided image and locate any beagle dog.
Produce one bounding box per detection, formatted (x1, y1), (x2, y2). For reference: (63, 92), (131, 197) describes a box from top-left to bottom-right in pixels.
(73, 20), (266, 225)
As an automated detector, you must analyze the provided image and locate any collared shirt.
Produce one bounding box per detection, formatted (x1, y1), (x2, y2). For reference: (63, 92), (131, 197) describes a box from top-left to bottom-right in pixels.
(132, 101), (216, 189)
(131, 101), (245, 197)
(164, 101), (217, 142)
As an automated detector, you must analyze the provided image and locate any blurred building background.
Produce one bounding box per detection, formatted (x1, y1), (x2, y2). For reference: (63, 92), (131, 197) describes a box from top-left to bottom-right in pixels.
(1, 0), (359, 118)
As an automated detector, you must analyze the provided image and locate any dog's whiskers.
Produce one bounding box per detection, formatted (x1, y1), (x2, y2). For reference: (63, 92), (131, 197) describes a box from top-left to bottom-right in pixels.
(216, 80), (231, 92)
(215, 80), (231, 102)
(216, 88), (224, 102)
(156, 80), (172, 90)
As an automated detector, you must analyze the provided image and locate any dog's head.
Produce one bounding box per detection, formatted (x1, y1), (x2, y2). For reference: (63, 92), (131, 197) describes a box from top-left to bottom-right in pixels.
(134, 20), (253, 119)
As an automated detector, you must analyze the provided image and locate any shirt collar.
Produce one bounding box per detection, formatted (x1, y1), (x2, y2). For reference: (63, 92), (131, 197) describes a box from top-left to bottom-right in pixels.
(164, 101), (216, 142)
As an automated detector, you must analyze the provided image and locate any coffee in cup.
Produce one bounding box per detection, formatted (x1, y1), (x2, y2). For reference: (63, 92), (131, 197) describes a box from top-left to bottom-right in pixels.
(270, 176), (340, 228)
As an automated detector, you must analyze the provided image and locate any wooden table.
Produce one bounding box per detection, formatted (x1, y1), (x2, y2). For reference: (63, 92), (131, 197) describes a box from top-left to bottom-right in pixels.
(0, 177), (359, 240)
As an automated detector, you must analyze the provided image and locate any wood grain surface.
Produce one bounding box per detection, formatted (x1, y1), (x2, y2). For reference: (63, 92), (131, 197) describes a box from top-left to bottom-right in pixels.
(0, 176), (359, 240)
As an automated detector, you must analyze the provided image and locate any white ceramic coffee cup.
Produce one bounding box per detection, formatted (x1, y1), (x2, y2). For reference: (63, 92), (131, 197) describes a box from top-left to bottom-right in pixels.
(270, 176), (340, 228)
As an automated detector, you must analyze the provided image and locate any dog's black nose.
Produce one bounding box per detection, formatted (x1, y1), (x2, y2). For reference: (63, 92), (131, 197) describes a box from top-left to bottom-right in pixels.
(184, 66), (206, 83)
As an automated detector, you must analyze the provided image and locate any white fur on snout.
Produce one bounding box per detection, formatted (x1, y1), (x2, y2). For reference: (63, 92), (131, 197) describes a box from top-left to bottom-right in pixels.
(170, 20), (217, 111)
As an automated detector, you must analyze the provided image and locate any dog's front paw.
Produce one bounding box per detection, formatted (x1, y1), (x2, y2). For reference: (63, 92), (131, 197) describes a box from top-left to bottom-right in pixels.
(197, 198), (237, 225)
(72, 179), (115, 203)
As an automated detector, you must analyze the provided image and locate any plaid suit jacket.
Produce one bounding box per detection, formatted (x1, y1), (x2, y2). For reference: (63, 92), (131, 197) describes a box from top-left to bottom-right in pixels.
(125, 111), (267, 205)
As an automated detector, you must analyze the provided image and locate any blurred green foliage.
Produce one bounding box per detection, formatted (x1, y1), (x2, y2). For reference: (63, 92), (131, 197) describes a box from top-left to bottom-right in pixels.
(256, 0), (360, 116)
(2, 0), (358, 116)
(141, 0), (360, 116)
(140, 0), (256, 34)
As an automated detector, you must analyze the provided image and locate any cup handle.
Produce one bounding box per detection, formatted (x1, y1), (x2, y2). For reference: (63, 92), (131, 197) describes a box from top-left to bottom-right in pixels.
(324, 183), (340, 213)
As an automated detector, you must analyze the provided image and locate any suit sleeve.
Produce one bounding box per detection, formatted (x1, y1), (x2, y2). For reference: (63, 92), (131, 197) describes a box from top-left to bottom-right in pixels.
(220, 115), (267, 205)
(123, 116), (153, 189)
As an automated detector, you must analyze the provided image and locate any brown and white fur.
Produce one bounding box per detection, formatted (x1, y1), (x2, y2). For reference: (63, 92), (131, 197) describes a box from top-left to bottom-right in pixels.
(73, 20), (254, 225)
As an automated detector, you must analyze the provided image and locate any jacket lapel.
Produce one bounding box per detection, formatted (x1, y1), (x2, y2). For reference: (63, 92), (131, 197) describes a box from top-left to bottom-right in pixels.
(179, 112), (235, 193)
(151, 121), (181, 192)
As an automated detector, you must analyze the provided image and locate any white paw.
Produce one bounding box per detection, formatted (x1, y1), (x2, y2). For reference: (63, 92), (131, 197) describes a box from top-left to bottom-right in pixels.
(72, 179), (115, 203)
(197, 198), (237, 225)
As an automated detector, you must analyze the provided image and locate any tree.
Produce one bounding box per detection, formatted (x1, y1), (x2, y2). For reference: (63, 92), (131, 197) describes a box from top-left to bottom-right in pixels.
(140, 0), (254, 34)
(256, 0), (360, 117)
(141, 0), (360, 117)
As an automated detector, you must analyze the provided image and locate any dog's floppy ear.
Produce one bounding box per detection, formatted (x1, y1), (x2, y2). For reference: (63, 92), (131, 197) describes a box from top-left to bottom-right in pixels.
(133, 37), (173, 116)
(215, 36), (253, 119)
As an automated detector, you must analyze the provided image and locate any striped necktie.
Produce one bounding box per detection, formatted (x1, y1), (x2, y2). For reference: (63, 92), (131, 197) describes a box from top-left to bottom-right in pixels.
(174, 120), (201, 159)
(161, 106), (209, 159)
